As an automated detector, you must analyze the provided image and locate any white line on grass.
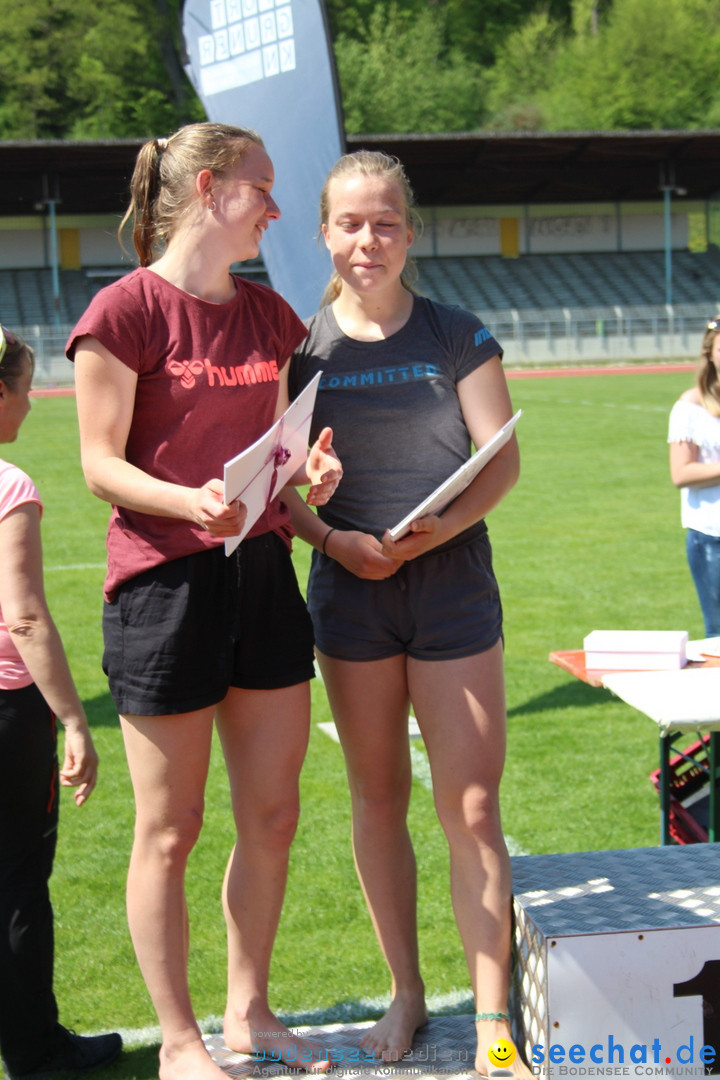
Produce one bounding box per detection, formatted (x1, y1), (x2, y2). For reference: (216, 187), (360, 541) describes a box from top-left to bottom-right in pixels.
(514, 393), (671, 412)
(114, 989), (477, 1048)
(46, 563), (106, 572)
(314, 666), (528, 857)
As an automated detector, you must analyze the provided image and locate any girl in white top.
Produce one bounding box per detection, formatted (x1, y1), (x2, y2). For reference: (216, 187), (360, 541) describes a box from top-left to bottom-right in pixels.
(668, 317), (720, 635)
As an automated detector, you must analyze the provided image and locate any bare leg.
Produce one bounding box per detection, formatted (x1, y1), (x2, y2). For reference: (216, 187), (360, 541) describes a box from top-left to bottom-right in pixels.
(408, 642), (532, 1079)
(120, 709), (229, 1080)
(216, 684), (328, 1072)
(318, 651), (428, 1062)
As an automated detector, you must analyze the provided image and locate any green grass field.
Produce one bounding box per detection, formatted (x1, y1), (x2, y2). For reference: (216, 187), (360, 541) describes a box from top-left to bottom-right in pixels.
(4, 367), (703, 1079)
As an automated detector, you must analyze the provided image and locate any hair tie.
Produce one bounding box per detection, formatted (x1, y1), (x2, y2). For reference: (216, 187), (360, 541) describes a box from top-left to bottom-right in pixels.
(322, 528), (336, 556)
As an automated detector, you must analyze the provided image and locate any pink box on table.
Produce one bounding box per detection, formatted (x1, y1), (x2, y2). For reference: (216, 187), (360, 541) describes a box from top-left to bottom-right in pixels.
(583, 630), (688, 670)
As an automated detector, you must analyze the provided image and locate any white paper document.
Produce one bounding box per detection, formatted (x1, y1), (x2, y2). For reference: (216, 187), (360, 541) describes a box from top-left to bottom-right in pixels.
(223, 371), (322, 556)
(686, 636), (720, 661)
(388, 409), (522, 541)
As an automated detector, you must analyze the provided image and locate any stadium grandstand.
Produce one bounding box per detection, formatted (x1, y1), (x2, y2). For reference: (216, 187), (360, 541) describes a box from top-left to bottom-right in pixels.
(3, 130), (720, 381)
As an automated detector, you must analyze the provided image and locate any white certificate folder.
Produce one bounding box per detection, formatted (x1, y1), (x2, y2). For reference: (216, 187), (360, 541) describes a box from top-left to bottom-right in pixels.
(388, 409), (522, 541)
(223, 371), (322, 556)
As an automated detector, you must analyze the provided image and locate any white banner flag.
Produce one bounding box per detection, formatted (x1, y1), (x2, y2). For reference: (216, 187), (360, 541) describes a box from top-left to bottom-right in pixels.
(182, 0), (345, 317)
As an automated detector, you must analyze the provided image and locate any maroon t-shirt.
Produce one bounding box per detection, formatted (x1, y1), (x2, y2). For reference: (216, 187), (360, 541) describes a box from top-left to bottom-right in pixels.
(66, 268), (307, 600)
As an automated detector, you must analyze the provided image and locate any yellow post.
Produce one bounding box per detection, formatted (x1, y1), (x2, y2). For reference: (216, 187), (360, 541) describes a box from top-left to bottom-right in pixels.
(499, 217), (519, 258)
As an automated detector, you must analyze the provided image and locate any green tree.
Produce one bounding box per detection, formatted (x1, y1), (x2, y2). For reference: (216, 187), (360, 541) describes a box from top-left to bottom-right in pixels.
(541, 0), (720, 130)
(483, 10), (562, 130)
(6, 0), (720, 141)
(324, 0), (381, 40)
(0, 1), (79, 138)
(0, 0), (201, 140)
(440, 0), (572, 69)
(334, 2), (485, 134)
(324, 0), (574, 70)
(68, 0), (203, 138)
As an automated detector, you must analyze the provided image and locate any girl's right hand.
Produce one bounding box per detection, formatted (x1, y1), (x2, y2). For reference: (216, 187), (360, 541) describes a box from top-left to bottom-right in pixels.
(325, 529), (403, 579)
(60, 722), (99, 807)
(190, 479), (247, 537)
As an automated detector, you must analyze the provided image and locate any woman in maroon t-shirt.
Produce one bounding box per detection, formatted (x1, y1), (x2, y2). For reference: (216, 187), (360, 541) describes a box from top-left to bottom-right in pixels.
(68, 123), (340, 1080)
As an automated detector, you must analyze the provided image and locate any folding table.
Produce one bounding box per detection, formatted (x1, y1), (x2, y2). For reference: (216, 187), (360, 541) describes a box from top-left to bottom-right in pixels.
(549, 650), (720, 844)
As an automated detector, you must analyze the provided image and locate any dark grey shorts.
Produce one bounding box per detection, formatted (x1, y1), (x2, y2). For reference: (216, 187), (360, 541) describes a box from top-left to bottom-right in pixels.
(307, 529), (502, 662)
(102, 533), (315, 716)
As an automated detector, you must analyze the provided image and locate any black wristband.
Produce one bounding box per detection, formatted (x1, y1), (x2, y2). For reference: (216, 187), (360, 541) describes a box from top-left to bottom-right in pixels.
(322, 527), (337, 556)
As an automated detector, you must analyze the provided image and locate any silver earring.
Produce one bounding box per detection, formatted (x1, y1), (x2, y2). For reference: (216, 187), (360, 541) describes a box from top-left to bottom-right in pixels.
(209, 198), (217, 212)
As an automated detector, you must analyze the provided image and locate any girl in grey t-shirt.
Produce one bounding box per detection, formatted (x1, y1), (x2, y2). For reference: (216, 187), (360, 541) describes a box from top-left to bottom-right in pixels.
(288, 151), (529, 1080)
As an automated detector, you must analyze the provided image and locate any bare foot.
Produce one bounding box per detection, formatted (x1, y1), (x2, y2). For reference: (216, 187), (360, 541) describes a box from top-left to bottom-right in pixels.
(159, 1033), (229, 1080)
(474, 1016), (534, 1080)
(224, 1003), (330, 1073)
(360, 990), (429, 1063)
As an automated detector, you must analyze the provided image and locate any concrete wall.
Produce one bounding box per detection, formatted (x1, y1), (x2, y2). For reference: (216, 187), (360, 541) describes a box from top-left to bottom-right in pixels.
(0, 215), (130, 269)
(0, 201), (705, 269)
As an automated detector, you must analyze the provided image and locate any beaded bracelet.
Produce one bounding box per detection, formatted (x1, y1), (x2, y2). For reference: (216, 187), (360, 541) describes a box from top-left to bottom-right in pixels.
(322, 527), (337, 556)
(475, 1011), (511, 1023)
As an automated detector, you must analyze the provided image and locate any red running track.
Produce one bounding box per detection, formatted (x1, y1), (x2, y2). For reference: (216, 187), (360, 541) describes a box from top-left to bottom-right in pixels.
(505, 361), (695, 379)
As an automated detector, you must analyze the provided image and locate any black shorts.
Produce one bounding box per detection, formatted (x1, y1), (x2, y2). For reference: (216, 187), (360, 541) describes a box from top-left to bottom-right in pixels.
(102, 534), (315, 716)
(307, 528), (502, 662)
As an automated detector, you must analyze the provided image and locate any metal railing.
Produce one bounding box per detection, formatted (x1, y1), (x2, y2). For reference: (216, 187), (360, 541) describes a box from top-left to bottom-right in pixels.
(19, 302), (716, 387)
(20, 325), (77, 387)
(476, 302), (712, 366)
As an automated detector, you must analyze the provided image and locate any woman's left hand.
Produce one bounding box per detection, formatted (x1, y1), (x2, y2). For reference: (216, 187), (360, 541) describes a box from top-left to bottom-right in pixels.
(380, 514), (448, 561)
(306, 427), (343, 506)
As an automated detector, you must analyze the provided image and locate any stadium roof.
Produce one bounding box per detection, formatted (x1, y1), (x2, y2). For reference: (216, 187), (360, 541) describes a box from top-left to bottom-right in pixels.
(1, 129), (720, 216)
(353, 130), (720, 206)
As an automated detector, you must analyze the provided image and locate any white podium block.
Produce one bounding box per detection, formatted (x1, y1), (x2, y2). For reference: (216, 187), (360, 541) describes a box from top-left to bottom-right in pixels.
(510, 847), (720, 1080)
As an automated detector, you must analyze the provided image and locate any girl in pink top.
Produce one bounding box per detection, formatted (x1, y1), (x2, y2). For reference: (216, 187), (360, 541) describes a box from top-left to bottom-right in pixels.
(0, 325), (121, 1079)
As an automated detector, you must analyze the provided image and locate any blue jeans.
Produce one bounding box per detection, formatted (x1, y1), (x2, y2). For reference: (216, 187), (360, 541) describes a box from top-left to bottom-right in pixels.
(686, 528), (720, 637)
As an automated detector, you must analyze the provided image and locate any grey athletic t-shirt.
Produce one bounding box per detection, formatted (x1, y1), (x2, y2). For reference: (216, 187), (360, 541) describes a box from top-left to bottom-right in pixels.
(289, 295), (503, 540)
